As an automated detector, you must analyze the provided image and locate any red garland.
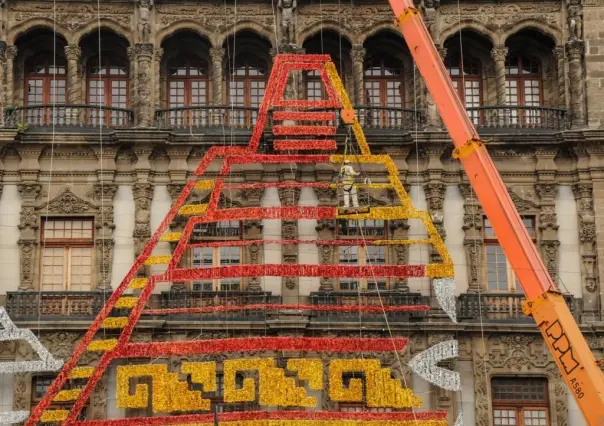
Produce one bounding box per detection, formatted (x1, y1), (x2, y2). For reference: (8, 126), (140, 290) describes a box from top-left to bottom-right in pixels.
(143, 304), (430, 316)
(116, 337), (409, 358)
(220, 154), (331, 175)
(274, 139), (337, 151)
(273, 125), (337, 136)
(170, 264), (426, 281)
(186, 239), (410, 248)
(185, 206), (337, 222)
(74, 410), (447, 426)
(273, 111), (337, 121)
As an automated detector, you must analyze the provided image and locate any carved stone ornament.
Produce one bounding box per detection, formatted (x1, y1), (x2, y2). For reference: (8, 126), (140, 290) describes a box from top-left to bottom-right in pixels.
(319, 245), (333, 264)
(9, 2), (134, 31)
(17, 239), (36, 290)
(93, 183), (118, 202)
(473, 334), (568, 426)
(17, 183), (41, 200)
(315, 219), (335, 232)
(40, 187), (96, 214)
(508, 188), (539, 212)
(167, 183), (186, 201)
(439, 3), (561, 28)
(282, 220), (298, 240)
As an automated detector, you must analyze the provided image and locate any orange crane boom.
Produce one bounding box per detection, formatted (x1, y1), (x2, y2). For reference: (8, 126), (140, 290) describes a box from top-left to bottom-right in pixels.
(387, 1), (604, 424)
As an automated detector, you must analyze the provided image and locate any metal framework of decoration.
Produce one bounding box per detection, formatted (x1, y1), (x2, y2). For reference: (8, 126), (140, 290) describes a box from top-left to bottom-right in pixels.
(23, 54), (460, 426)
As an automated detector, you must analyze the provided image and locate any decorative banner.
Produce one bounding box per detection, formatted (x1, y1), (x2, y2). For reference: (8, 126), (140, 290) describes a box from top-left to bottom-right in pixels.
(409, 340), (461, 391)
(434, 278), (458, 323)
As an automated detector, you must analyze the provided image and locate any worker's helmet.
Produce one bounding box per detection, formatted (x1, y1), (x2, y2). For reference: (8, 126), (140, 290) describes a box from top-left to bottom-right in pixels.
(344, 159), (350, 164)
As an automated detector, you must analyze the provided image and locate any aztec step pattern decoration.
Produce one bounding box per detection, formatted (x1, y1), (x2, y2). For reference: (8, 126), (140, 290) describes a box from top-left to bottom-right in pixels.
(25, 54), (458, 426)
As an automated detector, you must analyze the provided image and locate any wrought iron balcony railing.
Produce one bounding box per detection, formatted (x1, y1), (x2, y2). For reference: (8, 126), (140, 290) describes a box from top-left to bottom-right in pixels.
(155, 106), (259, 130)
(459, 292), (577, 322)
(6, 291), (105, 319)
(309, 291), (429, 322)
(465, 105), (568, 131)
(4, 105), (134, 128)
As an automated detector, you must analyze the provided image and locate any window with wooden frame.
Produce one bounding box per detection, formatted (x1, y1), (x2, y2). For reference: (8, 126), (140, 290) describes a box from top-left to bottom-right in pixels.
(505, 55), (542, 125)
(188, 220), (243, 291)
(492, 377), (550, 426)
(32, 375), (88, 420)
(484, 216), (536, 292)
(87, 56), (129, 126)
(337, 220), (389, 291)
(40, 218), (94, 291)
(227, 54), (267, 127)
(25, 52), (67, 125)
(364, 55), (404, 127)
(445, 53), (482, 124)
(167, 55), (210, 126)
(305, 69), (326, 100)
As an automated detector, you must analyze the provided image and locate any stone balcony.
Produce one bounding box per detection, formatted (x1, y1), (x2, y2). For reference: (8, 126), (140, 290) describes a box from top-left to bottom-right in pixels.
(4, 105), (134, 129)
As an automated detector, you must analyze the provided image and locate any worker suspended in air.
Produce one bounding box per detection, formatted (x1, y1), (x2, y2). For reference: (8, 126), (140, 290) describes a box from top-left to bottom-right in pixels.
(340, 159), (360, 208)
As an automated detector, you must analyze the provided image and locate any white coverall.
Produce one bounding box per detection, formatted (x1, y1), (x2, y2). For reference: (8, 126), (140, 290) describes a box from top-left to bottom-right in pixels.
(341, 163), (360, 208)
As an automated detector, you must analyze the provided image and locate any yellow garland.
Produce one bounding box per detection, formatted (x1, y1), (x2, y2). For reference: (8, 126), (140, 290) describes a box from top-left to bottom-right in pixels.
(87, 339), (118, 351)
(195, 180), (216, 190)
(224, 359), (316, 407)
(40, 410), (69, 422)
(101, 317), (128, 329)
(371, 239), (432, 245)
(171, 421), (446, 426)
(329, 360), (422, 408)
(287, 359), (323, 390)
(161, 232), (183, 242)
(69, 366), (94, 379)
(115, 296), (139, 309)
(117, 363), (217, 412)
(179, 204), (209, 215)
(53, 389), (81, 402)
(144, 255), (173, 265)
(128, 277), (148, 289)
(323, 62), (370, 155)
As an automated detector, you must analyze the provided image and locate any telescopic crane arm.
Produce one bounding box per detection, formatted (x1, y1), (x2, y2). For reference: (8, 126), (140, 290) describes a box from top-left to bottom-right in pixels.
(386, 1), (604, 424)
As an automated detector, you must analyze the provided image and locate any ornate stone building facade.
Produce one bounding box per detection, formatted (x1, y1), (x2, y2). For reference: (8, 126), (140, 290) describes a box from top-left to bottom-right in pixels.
(0, 0), (603, 425)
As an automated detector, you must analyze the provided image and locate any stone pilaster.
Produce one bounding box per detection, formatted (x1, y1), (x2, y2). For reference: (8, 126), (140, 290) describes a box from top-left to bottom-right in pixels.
(94, 184), (118, 291)
(279, 185), (300, 296)
(536, 182), (559, 282)
(132, 183), (154, 258)
(64, 45), (81, 104)
(350, 45), (365, 105)
(5, 45), (16, 106)
(490, 46), (508, 105)
(566, 39), (586, 128)
(135, 43), (153, 127)
(154, 48), (163, 108)
(391, 220), (411, 291)
(17, 183), (41, 291)
(572, 183), (598, 317)
(424, 47), (447, 130)
(127, 47), (137, 113)
(241, 180), (265, 291)
(460, 183), (484, 292)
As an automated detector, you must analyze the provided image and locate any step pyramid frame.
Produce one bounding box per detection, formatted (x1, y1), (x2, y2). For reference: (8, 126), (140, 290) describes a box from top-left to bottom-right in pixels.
(25, 54), (454, 426)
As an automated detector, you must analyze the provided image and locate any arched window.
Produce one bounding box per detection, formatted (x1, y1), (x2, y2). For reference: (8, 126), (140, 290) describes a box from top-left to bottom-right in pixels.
(505, 55), (542, 125)
(25, 53), (66, 125)
(228, 54), (267, 126)
(167, 55), (210, 126)
(445, 54), (482, 123)
(364, 56), (404, 126)
(87, 57), (129, 126)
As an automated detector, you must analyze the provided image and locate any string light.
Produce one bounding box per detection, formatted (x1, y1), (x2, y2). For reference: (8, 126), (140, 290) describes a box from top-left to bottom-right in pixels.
(434, 278), (457, 323)
(0, 411), (30, 423)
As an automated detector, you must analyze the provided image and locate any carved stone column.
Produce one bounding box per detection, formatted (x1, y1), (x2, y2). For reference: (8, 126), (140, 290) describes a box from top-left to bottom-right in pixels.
(154, 48), (163, 108)
(132, 183), (154, 258)
(424, 47), (447, 130)
(94, 184), (118, 291)
(127, 47), (137, 113)
(0, 41), (5, 125)
(135, 43), (153, 127)
(391, 220), (411, 291)
(349, 45), (365, 106)
(536, 183), (559, 283)
(279, 186), (301, 295)
(210, 47), (225, 106)
(566, 39), (586, 128)
(5, 45), (16, 106)
(64, 45), (81, 104)
(490, 46), (508, 105)
(242, 184), (265, 291)
(460, 184), (484, 292)
(572, 183), (598, 316)
(553, 46), (566, 109)
(314, 181), (337, 291)
(17, 183), (41, 290)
